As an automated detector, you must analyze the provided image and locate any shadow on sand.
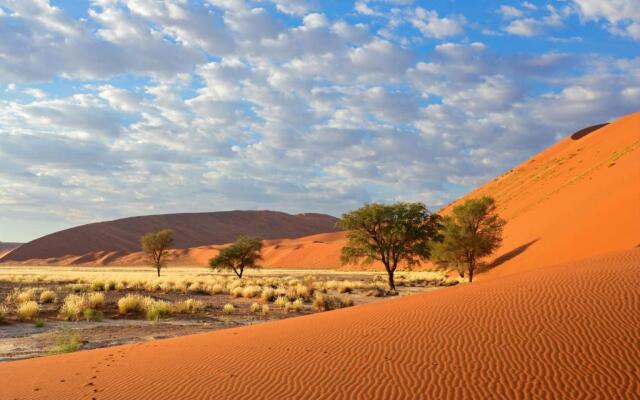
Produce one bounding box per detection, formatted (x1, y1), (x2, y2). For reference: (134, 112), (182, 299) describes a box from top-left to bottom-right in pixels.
(483, 239), (539, 272)
(570, 123), (609, 140)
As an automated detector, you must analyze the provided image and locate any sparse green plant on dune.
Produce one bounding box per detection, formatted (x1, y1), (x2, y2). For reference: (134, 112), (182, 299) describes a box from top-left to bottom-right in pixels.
(209, 236), (263, 278)
(49, 328), (81, 354)
(338, 202), (442, 291)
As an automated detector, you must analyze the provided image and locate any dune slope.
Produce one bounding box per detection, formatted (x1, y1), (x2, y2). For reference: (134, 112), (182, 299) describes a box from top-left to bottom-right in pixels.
(1, 248), (638, 399)
(0, 211), (339, 264)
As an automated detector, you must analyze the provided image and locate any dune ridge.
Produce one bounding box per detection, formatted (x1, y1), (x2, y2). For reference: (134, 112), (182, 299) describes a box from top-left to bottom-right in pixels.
(1, 247), (639, 399)
(0, 211), (339, 264)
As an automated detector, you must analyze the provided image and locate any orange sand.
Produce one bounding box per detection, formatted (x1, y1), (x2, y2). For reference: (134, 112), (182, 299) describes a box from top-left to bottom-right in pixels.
(1, 247), (638, 399)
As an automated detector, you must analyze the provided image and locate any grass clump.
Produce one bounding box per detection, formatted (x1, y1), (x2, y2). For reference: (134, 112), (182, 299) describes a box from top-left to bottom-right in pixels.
(39, 290), (57, 304)
(261, 304), (270, 315)
(313, 295), (353, 312)
(145, 300), (172, 321)
(87, 292), (105, 309)
(274, 296), (288, 308)
(59, 294), (87, 321)
(90, 280), (105, 291)
(222, 303), (235, 315)
(35, 319), (45, 328)
(117, 294), (146, 314)
(173, 298), (205, 314)
(250, 302), (261, 313)
(261, 288), (277, 302)
(83, 309), (104, 322)
(0, 305), (7, 321)
(49, 329), (81, 354)
(16, 301), (40, 320)
(16, 288), (37, 303)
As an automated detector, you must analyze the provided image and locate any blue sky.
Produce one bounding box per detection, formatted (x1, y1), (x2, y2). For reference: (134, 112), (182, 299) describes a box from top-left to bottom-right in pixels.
(1, 0), (639, 242)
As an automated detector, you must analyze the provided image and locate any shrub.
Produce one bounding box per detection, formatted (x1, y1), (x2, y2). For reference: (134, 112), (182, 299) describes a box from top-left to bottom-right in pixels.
(230, 287), (244, 298)
(39, 290), (57, 304)
(35, 319), (45, 328)
(173, 298), (205, 314)
(17, 301), (40, 320)
(0, 305), (7, 321)
(70, 284), (88, 293)
(285, 298), (305, 313)
(59, 294), (86, 321)
(105, 280), (117, 291)
(87, 292), (105, 309)
(223, 303), (235, 315)
(261, 304), (270, 315)
(313, 295), (353, 312)
(274, 296), (288, 308)
(118, 294), (146, 314)
(115, 281), (126, 291)
(250, 302), (261, 313)
(83, 309), (104, 322)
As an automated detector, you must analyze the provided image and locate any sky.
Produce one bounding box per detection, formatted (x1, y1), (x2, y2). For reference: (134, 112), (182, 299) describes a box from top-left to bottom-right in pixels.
(1, 0), (639, 242)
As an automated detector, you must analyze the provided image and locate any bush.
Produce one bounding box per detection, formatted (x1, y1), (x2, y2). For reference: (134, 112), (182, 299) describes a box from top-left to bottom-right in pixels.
(0, 305), (7, 321)
(91, 281), (105, 291)
(87, 292), (105, 309)
(223, 303), (235, 315)
(59, 294), (87, 321)
(39, 290), (57, 304)
(230, 287), (244, 298)
(70, 284), (88, 293)
(83, 309), (104, 322)
(16, 301), (40, 320)
(118, 294), (146, 314)
(285, 298), (305, 313)
(209, 284), (225, 295)
(313, 295), (353, 311)
(261, 304), (270, 315)
(250, 302), (261, 313)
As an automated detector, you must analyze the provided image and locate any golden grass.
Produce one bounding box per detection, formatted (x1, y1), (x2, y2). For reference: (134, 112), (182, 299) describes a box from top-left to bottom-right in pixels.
(223, 303), (235, 315)
(16, 301), (40, 320)
(39, 290), (57, 304)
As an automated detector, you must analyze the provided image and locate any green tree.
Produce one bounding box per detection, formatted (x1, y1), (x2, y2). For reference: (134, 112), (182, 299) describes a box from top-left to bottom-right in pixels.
(141, 229), (174, 277)
(432, 196), (505, 282)
(209, 236), (263, 278)
(338, 202), (441, 292)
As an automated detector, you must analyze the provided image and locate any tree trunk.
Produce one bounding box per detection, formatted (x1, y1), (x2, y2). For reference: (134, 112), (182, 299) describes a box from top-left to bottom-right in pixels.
(386, 266), (396, 292)
(156, 265), (161, 277)
(238, 266), (244, 279)
(467, 260), (474, 283)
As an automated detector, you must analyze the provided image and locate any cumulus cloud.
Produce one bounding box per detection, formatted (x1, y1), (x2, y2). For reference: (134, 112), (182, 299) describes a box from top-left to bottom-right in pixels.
(572, 0), (640, 40)
(0, 0), (638, 241)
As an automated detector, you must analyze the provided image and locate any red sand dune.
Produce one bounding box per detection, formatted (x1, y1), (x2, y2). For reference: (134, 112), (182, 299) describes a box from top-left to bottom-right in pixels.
(0, 211), (339, 265)
(1, 247), (638, 399)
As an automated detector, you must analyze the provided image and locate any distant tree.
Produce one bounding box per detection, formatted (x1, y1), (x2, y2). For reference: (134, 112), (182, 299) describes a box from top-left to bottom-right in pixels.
(141, 229), (174, 277)
(338, 202), (441, 292)
(431, 197), (505, 282)
(209, 236), (263, 278)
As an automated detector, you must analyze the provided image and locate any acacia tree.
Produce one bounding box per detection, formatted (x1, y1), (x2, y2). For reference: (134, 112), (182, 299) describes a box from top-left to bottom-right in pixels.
(338, 202), (441, 292)
(431, 197), (505, 282)
(141, 229), (174, 277)
(209, 236), (263, 278)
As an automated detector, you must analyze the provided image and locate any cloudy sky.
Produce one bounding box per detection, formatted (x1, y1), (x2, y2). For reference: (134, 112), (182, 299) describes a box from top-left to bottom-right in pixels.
(1, 0), (639, 242)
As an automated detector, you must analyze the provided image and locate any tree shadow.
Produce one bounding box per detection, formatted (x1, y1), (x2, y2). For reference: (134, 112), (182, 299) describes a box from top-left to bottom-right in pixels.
(570, 123), (608, 140)
(482, 239), (539, 272)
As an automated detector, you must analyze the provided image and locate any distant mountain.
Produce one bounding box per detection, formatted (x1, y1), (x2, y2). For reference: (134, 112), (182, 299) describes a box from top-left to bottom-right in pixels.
(0, 211), (339, 263)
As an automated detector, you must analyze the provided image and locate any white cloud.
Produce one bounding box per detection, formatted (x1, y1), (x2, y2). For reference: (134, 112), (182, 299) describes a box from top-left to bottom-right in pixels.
(572, 0), (640, 40)
(499, 5), (523, 19)
(410, 7), (466, 38)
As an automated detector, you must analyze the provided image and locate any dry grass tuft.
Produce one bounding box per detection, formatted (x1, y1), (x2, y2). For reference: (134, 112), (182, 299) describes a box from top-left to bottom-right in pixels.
(59, 294), (87, 321)
(223, 303), (235, 315)
(117, 294), (146, 314)
(16, 301), (40, 320)
(313, 294), (353, 311)
(39, 290), (57, 304)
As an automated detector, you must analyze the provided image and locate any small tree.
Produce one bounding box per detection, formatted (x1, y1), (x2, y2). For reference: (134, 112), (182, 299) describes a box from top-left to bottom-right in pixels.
(432, 196), (505, 282)
(338, 202), (441, 292)
(209, 236), (263, 278)
(141, 229), (174, 277)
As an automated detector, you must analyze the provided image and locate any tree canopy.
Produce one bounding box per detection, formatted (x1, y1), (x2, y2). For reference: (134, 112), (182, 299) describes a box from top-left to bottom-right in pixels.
(338, 202), (441, 291)
(209, 236), (263, 278)
(431, 196), (505, 282)
(141, 229), (174, 277)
